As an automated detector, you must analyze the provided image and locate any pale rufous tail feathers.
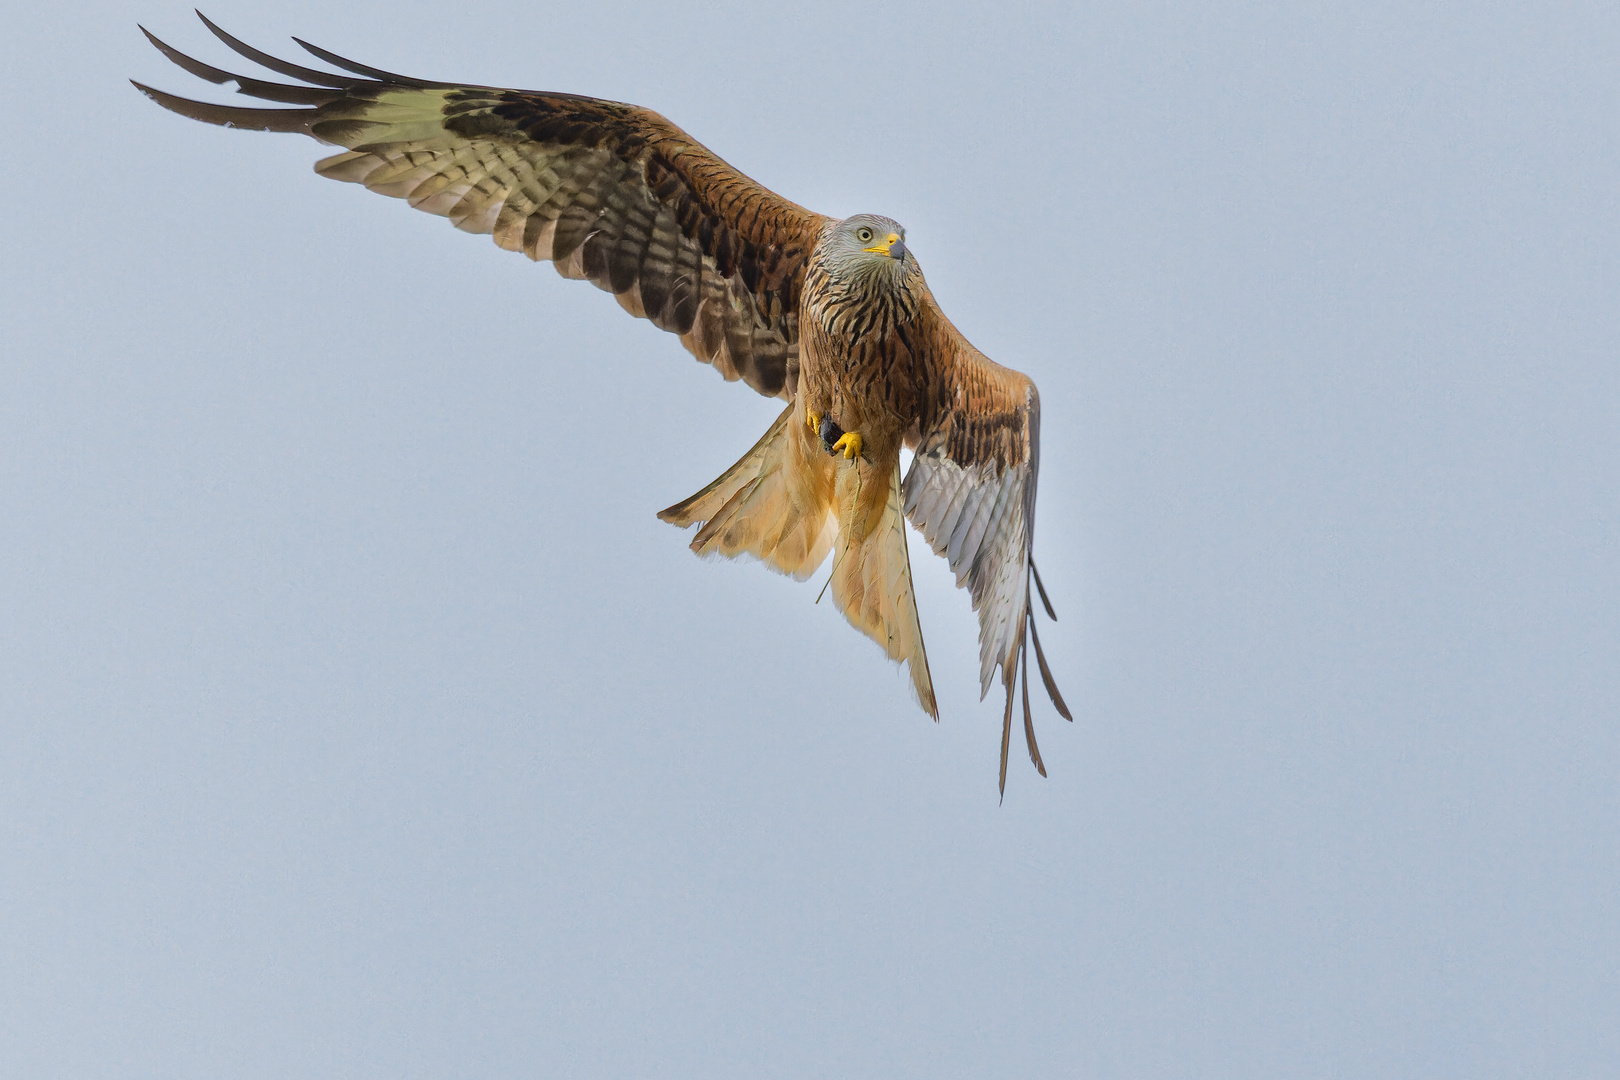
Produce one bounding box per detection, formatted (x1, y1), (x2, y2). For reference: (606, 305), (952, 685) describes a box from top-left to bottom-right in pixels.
(658, 402), (838, 582)
(660, 406), (936, 717)
(825, 457), (938, 718)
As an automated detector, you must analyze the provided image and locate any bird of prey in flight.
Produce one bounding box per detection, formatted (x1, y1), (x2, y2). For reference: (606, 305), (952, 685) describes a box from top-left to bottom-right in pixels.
(134, 12), (1071, 794)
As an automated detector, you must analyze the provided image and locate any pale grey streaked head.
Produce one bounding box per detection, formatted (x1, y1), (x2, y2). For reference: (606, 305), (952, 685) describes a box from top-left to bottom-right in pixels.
(822, 214), (913, 281)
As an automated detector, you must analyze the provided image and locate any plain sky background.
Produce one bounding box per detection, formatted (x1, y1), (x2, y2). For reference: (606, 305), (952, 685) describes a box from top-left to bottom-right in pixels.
(3, 1), (1617, 1076)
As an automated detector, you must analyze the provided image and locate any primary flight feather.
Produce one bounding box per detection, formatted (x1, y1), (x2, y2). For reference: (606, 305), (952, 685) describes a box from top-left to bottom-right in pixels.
(134, 12), (1071, 794)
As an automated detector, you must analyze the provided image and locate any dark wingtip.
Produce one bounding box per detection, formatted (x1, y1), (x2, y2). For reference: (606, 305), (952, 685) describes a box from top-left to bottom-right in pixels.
(140, 23), (336, 108)
(132, 78), (317, 135)
(193, 10), (357, 89)
(1021, 643), (1047, 776)
(1029, 613), (1073, 721)
(140, 23), (233, 85)
(1031, 557), (1057, 620)
(292, 35), (439, 88)
(998, 676), (1014, 799)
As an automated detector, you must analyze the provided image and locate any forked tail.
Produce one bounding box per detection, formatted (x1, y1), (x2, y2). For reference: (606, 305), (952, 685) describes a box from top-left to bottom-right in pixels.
(659, 404), (937, 717)
(657, 402), (838, 581)
(824, 458), (938, 717)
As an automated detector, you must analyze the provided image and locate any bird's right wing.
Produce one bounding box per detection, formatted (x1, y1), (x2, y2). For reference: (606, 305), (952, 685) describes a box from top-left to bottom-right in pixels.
(134, 13), (832, 399)
(904, 299), (1071, 795)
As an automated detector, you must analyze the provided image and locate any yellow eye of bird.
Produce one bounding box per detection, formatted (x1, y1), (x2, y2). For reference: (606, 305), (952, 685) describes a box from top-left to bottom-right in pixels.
(856, 227), (873, 243)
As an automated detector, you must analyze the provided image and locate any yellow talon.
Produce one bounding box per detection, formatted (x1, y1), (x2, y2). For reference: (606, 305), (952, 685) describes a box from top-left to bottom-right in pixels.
(831, 431), (863, 459)
(806, 408), (822, 433)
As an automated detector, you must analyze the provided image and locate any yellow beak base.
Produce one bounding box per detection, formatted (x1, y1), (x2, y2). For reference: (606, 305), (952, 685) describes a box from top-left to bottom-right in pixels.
(861, 232), (902, 256)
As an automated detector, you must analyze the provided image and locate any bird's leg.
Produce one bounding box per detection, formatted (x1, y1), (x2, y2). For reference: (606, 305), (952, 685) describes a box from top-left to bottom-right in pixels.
(808, 406), (863, 460)
(831, 431), (863, 460)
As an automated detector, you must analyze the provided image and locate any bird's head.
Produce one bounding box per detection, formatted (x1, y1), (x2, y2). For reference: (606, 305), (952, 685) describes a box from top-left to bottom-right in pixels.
(825, 214), (912, 282)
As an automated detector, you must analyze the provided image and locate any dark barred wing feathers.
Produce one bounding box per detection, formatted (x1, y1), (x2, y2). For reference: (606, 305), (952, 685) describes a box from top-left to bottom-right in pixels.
(134, 13), (828, 399)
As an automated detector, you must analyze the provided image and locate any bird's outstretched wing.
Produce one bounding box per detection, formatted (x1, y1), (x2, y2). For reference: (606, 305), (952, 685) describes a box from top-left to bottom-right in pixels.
(133, 13), (830, 399)
(904, 299), (1072, 795)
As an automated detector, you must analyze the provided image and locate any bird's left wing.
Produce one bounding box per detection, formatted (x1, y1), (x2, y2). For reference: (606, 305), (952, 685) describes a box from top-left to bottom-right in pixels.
(903, 301), (1071, 795)
(133, 14), (831, 399)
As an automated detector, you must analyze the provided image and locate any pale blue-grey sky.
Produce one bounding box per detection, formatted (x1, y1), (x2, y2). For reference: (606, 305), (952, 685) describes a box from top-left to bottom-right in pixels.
(3, 2), (1617, 1076)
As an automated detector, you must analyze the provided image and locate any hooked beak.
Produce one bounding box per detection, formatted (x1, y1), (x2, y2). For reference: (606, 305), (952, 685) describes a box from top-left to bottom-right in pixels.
(862, 231), (907, 261)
